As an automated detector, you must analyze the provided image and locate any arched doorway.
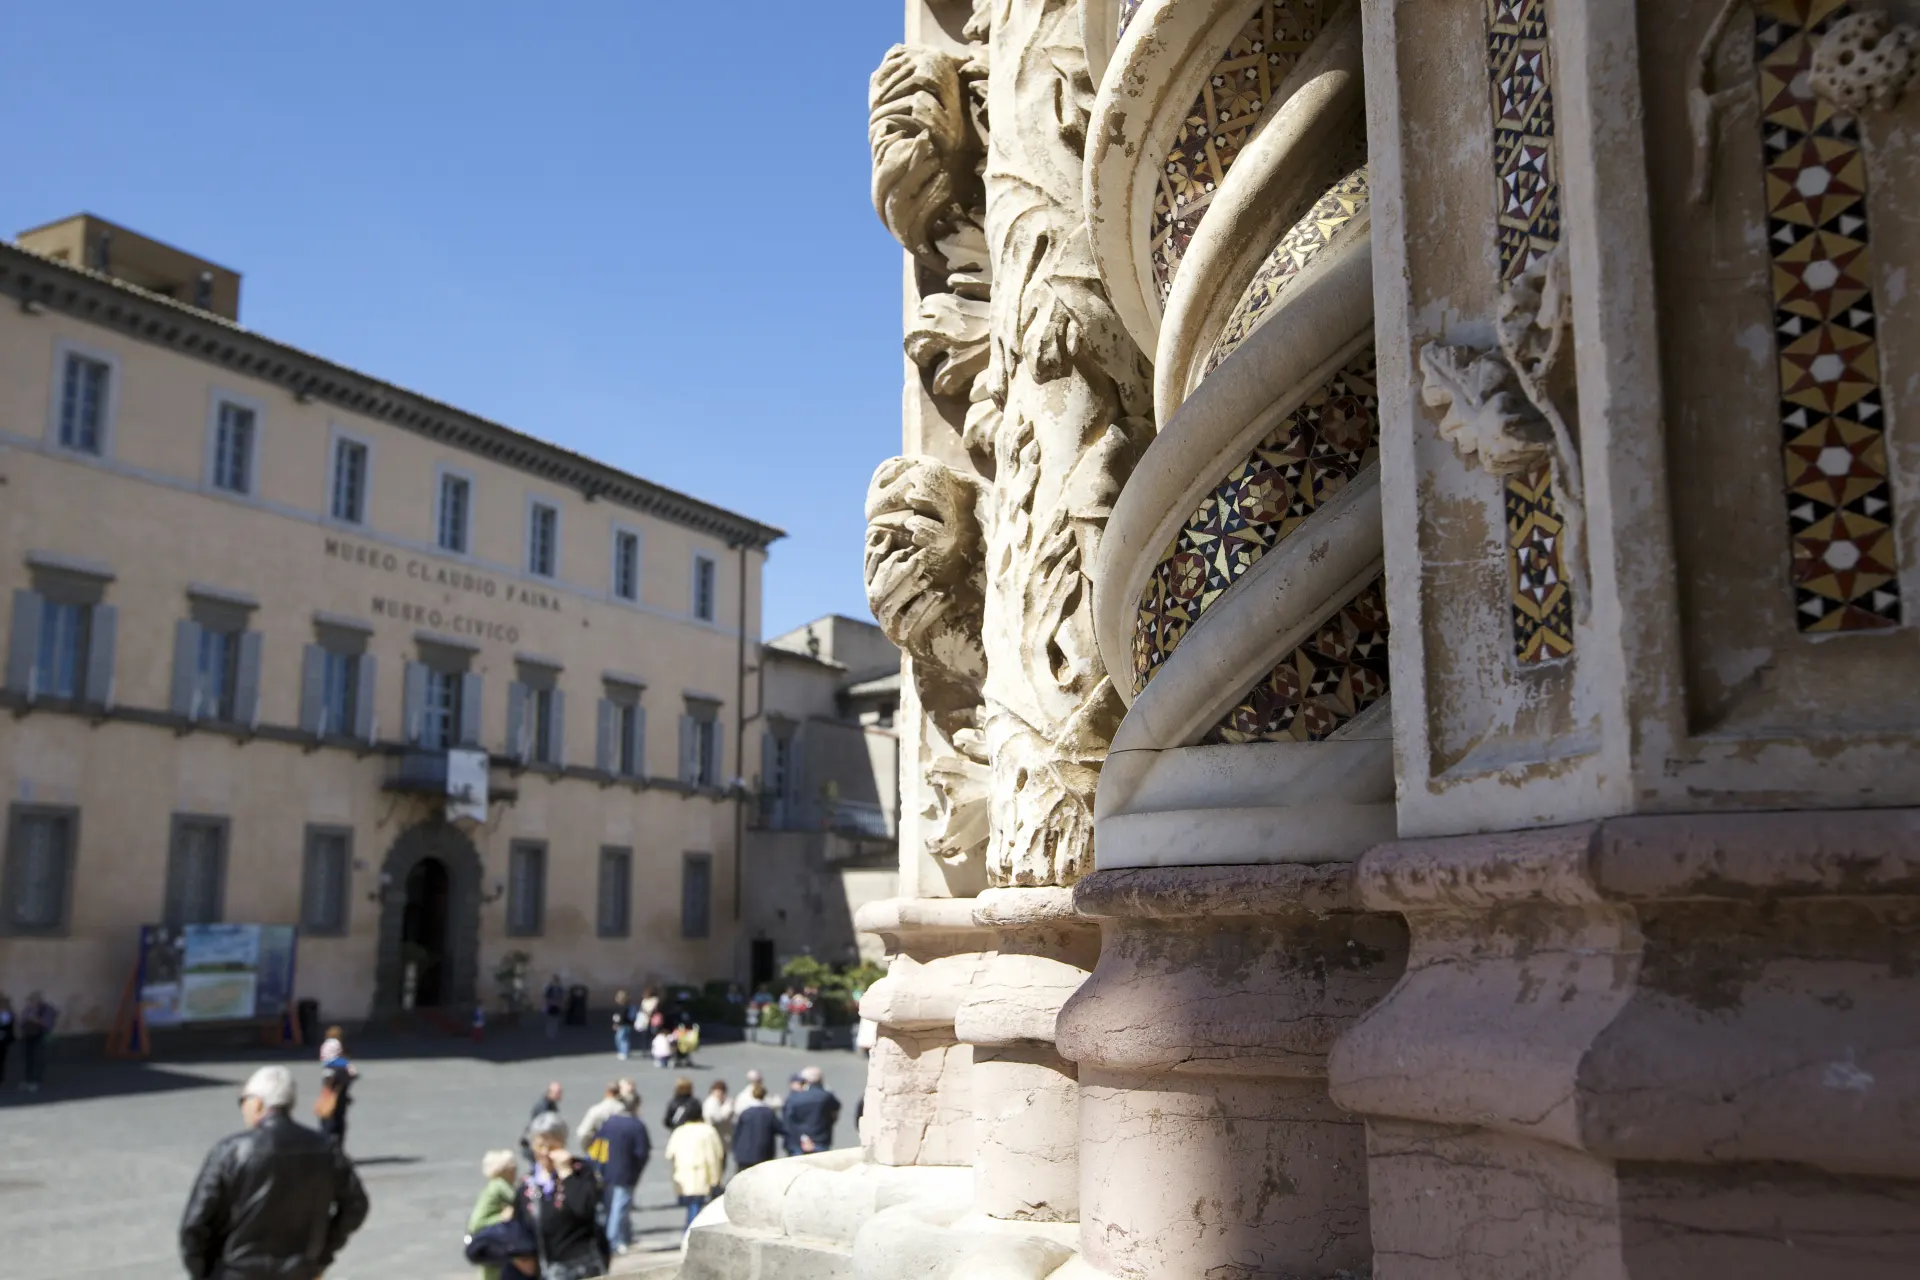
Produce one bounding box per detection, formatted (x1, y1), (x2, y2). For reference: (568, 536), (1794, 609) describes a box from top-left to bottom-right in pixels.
(401, 857), (451, 1007)
(373, 819), (482, 1016)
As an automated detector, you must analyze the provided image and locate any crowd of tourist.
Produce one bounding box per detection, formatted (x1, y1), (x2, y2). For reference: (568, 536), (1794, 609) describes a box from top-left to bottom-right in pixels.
(156, 988), (852, 1279)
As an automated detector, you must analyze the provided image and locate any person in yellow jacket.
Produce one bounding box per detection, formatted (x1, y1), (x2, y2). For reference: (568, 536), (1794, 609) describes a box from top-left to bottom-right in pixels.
(664, 1113), (726, 1230)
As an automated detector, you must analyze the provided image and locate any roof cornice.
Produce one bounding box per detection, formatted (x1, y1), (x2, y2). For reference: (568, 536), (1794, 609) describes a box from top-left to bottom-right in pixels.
(0, 243), (785, 550)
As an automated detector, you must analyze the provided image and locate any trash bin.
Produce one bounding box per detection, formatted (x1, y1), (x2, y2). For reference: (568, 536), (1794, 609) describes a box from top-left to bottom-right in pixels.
(566, 984), (589, 1027)
(296, 999), (321, 1048)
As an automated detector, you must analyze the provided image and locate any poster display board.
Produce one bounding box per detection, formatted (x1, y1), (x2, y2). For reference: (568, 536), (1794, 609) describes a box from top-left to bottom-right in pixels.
(138, 924), (298, 1026)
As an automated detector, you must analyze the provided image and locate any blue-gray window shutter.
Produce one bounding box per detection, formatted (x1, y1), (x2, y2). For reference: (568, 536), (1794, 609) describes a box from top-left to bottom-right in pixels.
(352, 654), (378, 742)
(678, 714), (696, 783)
(710, 722), (725, 787)
(299, 644), (327, 735)
(631, 706), (647, 778)
(547, 690), (565, 767)
(233, 631), (264, 729)
(595, 699), (614, 773)
(171, 619), (205, 719)
(458, 672), (483, 748)
(506, 681), (528, 763)
(402, 661), (427, 745)
(8, 589), (44, 697)
(83, 603), (117, 707)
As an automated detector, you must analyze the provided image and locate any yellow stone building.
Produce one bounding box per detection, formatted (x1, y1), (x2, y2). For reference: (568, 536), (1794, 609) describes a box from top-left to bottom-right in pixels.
(0, 215), (782, 1034)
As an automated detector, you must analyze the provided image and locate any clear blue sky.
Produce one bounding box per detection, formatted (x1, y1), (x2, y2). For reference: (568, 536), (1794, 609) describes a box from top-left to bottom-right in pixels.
(1, 2), (908, 638)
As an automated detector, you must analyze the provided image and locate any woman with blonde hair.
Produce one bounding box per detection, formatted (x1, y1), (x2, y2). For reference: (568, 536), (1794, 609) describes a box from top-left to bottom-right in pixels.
(465, 1150), (519, 1280)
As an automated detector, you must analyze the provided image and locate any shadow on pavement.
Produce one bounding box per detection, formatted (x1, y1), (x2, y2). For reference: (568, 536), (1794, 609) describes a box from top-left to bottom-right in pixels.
(0, 1062), (236, 1107)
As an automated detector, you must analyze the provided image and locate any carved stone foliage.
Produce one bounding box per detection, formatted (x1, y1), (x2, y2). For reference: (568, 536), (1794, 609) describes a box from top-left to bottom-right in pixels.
(864, 0), (1151, 890)
(976, 0), (1153, 887)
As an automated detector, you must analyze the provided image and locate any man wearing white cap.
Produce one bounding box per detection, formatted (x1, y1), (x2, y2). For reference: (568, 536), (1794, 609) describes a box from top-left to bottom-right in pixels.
(180, 1065), (368, 1279)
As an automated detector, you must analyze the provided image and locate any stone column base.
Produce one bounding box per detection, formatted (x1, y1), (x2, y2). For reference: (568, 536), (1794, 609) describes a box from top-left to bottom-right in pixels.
(1057, 861), (1408, 1279)
(1329, 810), (1920, 1280)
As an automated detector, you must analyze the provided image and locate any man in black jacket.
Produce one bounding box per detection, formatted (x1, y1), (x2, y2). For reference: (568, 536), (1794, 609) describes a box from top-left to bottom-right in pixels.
(180, 1065), (369, 1280)
(782, 1066), (842, 1154)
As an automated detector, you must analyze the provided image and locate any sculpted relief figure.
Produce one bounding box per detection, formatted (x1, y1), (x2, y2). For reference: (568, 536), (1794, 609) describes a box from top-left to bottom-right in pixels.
(865, 0), (1151, 889)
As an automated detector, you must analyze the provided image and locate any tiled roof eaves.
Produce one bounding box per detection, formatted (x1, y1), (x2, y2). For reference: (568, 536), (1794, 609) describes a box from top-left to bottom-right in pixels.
(0, 243), (785, 549)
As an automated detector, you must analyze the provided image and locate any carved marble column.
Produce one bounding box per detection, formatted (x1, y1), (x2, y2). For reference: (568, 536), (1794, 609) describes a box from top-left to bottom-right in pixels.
(1059, 864), (1406, 1278)
(955, 887), (1100, 1221)
(857, 897), (994, 1168)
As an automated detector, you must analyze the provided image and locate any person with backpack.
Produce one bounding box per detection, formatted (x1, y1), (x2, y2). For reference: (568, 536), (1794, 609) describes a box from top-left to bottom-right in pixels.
(662, 1077), (700, 1130)
(20, 991), (56, 1093)
(315, 1031), (357, 1149)
(594, 1094), (650, 1257)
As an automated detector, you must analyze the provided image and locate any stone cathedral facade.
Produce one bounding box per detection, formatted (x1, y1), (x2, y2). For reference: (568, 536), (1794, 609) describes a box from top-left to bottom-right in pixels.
(684, 0), (1920, 1276)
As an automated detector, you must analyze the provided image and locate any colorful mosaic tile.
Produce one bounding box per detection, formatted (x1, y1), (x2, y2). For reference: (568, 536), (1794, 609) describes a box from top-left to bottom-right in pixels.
(1507, 463), (1575, 662)
(1134, 347), (1380, 692)
(1203, 165), (1369, 378)
(1203, 577), (1389, 744)
(1149, 0), (1326, 299)
(1755, 0), (1900, 632)
(1484, 0), (1574, 665)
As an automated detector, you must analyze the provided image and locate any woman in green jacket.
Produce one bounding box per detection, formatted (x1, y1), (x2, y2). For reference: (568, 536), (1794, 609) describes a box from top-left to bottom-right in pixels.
(467, 1149), (520, 1280)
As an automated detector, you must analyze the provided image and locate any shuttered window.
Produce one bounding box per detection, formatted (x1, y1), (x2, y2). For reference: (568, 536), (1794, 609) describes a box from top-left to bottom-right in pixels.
(165, 816), (228, 926)
(528, 502), (559, 577)
(59, 353), (110, 454)
(597, 846), (632, 938)
(693, 555), (717, 621)
(438, 472), (471, 553)
(9, 582), (116, 707)
(507, 841), (546, 937)
(613, 530), (640, 601)
(212, 401), (255, 494)
(331, 438), (369, 523)
(681, 852), (712, 939)
(3, 805), (77, 935)
(301, 826), (351, 935)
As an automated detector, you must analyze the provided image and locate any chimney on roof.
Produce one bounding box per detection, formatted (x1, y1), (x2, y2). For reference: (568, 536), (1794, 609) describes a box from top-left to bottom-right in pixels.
(91, 229), (113, 273)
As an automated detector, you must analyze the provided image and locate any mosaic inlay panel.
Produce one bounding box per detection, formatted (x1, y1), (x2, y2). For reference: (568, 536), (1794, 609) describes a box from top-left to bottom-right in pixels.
(1203, 166), (1370, 378)
(1485, 0), (1574, 665)
(1134, 347), (1380, 692)
(1203, 577), (1389, 744)
(1756, 0), (1900, 632)
(1149, 0), (1326, 299)
(1507, 464), (1574, 662)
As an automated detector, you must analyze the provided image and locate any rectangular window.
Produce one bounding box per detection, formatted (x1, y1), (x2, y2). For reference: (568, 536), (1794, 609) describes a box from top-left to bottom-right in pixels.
(528, 502), (559, 577)
(301, 826), (351, 935)
(693, 554), (717, 621)
(613, 530), (640, 601)
(507, 841), (546, 937)
(3, 805), (77, 935)
(438, 472), (471, 554)
(331, 437), (369, 523)
(681, 852), (712, 939)
(196, 627), (240, 722)
(320, 649), (357, 736)
(696, 717), (720, 787)
(212, 401), (255, 494)
(597, 846), (632, 938)
(166, 816), (228, 926)
(422, 667), (460, 750)
(59, 353), (110, 454)
(616, 702), (640, 776)
(530, 686), (557, 765)
(34, 598), (90, 700)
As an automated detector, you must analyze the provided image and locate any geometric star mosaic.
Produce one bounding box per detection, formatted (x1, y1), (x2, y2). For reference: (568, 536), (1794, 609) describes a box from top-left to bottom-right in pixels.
(1150, 0), (1327, 300)
(1507, 463), (1574, 662)
(1134, 347), (1380, 693)
(1203, 576), (1390, 744)
(1486, 0), (1575, 665)
(1203, 165), (1370, 378)
(1756, 0), (1900, 632)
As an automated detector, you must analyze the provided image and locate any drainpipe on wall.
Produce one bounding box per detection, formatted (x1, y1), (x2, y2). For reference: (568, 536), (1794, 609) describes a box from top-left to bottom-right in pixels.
(732, 541), (752, 928)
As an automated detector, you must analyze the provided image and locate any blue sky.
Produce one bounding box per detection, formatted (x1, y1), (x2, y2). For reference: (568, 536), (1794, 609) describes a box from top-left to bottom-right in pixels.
(1, 2), (908, 637)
